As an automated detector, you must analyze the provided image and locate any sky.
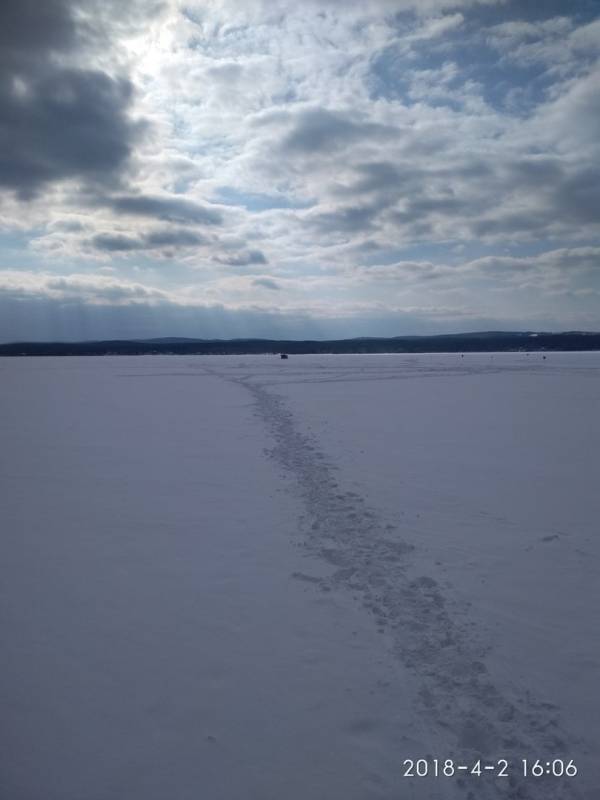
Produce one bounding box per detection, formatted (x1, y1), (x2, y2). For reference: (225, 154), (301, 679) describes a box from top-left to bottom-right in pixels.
(0, 0), (599, 341)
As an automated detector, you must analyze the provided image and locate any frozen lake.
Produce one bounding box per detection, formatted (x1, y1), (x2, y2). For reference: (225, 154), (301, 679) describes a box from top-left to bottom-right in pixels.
(1, 353), (599, 800)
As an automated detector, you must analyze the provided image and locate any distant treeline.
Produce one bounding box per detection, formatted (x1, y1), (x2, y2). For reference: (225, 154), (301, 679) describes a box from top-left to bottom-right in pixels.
(1, 332), (599, 356)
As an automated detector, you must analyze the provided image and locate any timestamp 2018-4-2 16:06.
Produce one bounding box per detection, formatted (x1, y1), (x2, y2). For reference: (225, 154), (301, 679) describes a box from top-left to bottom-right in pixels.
(403, 758), (579, 779)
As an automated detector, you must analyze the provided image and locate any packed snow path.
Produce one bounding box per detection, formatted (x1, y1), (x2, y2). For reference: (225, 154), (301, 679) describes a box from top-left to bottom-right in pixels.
(2, 353), (598, 800)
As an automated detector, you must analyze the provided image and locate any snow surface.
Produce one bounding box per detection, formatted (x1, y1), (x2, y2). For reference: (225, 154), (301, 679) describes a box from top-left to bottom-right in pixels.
(1, 352), (598, 799)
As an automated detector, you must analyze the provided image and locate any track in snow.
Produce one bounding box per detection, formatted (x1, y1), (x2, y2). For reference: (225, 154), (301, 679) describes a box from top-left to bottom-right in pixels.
(206, 364), (589, 800)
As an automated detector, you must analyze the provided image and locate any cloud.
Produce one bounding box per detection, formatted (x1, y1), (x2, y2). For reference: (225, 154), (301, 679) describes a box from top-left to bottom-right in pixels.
(529, 66), (600, 157)
(1, 241), (599, 343)
(0, 0), (76, 62)
(486, 15), (600, 72)
(467, 247), (600, 280)
(308, 203), (383, 234)
(415, 13), (464, 39)
(0, 0), (599, 340)
(215, 249), (268, 266)
(252, 277), (281, 290)
(144, 229), (207, 247)
(91, 228), (206, 252)
(91, 234), (142, 252)
(105, 194), (223, 225)
(0, 0), (151, 199)
(279, 109), (393, 156)
(353, 247), (600, 288)
(0, 270), (170, 305)
(334, 161), (417, 196)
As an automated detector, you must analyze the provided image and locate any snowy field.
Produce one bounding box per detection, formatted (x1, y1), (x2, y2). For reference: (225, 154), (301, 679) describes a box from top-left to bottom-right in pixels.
(1, 352), (598, 800)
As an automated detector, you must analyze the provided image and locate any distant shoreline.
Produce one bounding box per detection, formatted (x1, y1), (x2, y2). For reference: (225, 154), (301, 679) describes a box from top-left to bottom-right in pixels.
(1, 332), (599, 356)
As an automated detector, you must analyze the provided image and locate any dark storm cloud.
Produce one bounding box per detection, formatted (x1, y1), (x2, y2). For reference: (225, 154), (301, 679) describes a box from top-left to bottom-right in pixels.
(50, 219), (85, 232)
(469, 211), (550, 239)
(308, 144), (600, 241)
(92, 233), (142, 252)
(107, 195), (223, 225)
(215, 250), (268, 266)
(91, 228), (207, 252)
(310, 204), (382, 233)
(318, 160), (484, 236)
(144, 229), (207, 247)
(0, 70), (141, 198)
(395, 194), (474, 219)
(557, 169), (600, 225)
(0, 0), (147, 199)
(280, 109), (393, 156)
(0, 0), (76, 63)
(336, 162), (414, 195)
(505, 157), (564, 187)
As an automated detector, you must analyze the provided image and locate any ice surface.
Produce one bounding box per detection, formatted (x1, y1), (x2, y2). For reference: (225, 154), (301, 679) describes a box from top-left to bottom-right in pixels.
(1, 353), (598, 799)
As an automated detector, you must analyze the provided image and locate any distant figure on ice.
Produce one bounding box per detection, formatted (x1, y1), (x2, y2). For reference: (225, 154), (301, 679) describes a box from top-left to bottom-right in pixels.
(280, 353), (289, 360)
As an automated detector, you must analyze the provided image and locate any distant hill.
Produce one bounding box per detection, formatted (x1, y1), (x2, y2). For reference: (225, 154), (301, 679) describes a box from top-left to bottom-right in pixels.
(1, 331), (599, 356)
